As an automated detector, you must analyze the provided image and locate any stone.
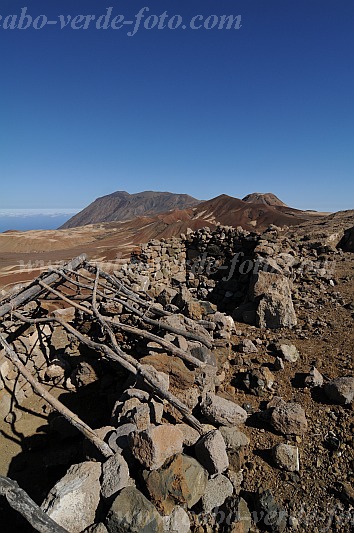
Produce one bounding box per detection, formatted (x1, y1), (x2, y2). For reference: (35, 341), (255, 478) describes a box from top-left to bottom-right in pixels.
(256, 489), (287, 532)
(242, 367), (275, 396)
(201, 393), (248, 427)
(189, 344), (217, 367)
(72, 360), (99, 387)
(304, 366), (323, 387)
(210, 312), (235, 339)
(84, 524), (108, 533)
(238, 339), (258, 354)
(250, 271), (297, 329)
(219, 427), (250, 450)
(139, 354), (194, 390)
(271, 402), (308, 436)
(130, 424), (184, 470)
(157, 288), (178, 307)
(202, 474), (233, 513)
(144, 454), (208, 513)
(219, 426), (249, 472)
(272, 444), (299, 472)
(337, 226), (354, 252)
(176, 423), (200, 446)
(101, 452), (133, 500)
(195, 430), (229, 475)
(324, 376), (354, 405)
(108, 423), (137, 453)
(277, 341), (300, 362)
(41, 461), (101, 533)
(219, 496), (251, 533)
(162, 506), (190, 533)
(106, 487), (164, 533)
(51, 326), (71, 351)
(52, 307), (76, 322)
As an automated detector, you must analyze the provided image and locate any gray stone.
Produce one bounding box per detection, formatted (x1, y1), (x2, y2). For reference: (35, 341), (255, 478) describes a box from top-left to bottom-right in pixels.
(51, 326), (71, 351)
(271, 402), (308, 436)
(277, 341), (299, 362)
(101, 452), (133, 500)
(272, 444), (299, 472)
(41, 461), (101, 533)
(250, 272), (297, 329)
(201, 393), (248, 426)
(219, 427), (250, 450)
(108, 423), (137, 453)
(84, 524), (108, 533)
(195, 430), (229, 474)
(202, 474), (233, 513)
(106, 487), (164, 533)
(176, 423), (200, 446)
(324, 376), (354, 405)
(162, 506), (190, 533)
(239, 339), (258, 354)
(304, 366), (324, 387)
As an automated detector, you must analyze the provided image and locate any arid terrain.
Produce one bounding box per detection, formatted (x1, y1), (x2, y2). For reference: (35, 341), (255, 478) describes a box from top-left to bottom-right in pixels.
(0, 193), (328, 292)
(0, 195), (353, 533)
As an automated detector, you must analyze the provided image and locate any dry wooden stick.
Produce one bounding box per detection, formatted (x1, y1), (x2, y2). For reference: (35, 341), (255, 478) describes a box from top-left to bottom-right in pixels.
(12, 312), (204, 433)
(0, 334), (114, 459)
(91, 270), (204, 433)
(38, 276), (205, 369)
(0, 476), (68, 533)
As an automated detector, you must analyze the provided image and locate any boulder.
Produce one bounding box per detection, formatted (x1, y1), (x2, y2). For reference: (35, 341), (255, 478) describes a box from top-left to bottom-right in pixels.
(201, 393), (248, 426)
(130, 424), (184, 470)
(255, 489), (287, 533)
(195, 430), (229, 475)
(144, 454), (208, 513)
(272, 444), (299, 472)
(101, 452), (133, 500)
(106, 487), (164, 533)
(139, 354), (194, 390)
(337, 226), (354, 252)
(250, 271), (297, 329)
(270, 402), (308, 436)
(41, 461), (101, 533)
(276, 341), (300, 362)
(162, 506), (190, 533)
(202, 474), (234, 513)
(304, 366), (324, 388)
(324, 376), (354, 405)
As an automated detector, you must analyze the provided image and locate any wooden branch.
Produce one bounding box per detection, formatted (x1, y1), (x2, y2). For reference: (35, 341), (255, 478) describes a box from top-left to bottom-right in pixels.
(13, 312), (204, 433)
(0, 334), (114, 459)
(0, 476), (68, 533)
(36, 275), (205, 369)
(0, 255), (87, 319)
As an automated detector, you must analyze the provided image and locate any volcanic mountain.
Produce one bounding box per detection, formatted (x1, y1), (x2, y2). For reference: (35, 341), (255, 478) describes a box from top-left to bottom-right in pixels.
(242, 192), (288, 207)
(60, 191), (201, 229)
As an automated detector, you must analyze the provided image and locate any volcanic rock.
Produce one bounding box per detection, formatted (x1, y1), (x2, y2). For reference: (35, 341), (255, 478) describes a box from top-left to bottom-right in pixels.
(130, 424), (184, 470)
(41, 461), (101, 533)
(106, 486), (164, 533)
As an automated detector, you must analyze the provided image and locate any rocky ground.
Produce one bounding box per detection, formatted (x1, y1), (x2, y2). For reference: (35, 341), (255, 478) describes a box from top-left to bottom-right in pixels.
(0, 213), (353, 533)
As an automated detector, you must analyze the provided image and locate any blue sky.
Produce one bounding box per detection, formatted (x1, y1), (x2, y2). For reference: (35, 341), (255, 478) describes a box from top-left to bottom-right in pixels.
(1, 0), (353, 212)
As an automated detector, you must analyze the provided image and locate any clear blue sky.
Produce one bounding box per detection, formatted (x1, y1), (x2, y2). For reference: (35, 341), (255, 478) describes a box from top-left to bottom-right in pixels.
(1, 0), (353, 211)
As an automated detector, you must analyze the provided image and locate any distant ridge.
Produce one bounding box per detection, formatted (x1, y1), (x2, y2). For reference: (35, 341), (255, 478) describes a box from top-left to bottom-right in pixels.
(60, 191), (201, 229)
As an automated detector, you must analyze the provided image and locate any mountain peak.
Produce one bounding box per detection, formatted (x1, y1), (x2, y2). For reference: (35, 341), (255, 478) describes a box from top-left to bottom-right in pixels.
(242, 192), (288, 207)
